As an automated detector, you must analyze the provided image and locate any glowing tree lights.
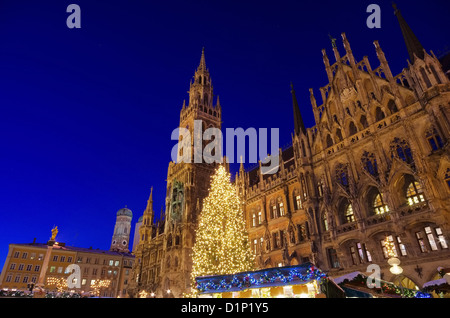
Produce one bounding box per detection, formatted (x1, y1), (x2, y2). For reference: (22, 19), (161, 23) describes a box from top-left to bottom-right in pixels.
(191, 165), (254, 286)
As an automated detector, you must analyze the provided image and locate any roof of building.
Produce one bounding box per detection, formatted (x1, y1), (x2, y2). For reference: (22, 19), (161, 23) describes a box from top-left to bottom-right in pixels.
(117, 207), (133, 218)
(12, 242), (134, 258)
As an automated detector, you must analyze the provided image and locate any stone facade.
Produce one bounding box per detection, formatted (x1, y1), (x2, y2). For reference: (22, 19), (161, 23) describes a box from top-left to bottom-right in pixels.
(129, 8), (450, 297)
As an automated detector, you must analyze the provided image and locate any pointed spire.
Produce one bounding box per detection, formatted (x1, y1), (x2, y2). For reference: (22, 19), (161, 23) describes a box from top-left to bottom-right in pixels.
(239, 155), (245, 173)
(393, 3), (425, 62)
(198, 47), (206, 70)
(290, 83), (306, 136)
(216, 95), (221, 109)
(145, 187), (154, 218)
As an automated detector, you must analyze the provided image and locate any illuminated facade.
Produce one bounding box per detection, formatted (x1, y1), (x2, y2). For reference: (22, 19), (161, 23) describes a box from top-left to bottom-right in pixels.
(0, 242), (134, 297)
(239, 6), (450, 290)
(130, 6), (450, 297)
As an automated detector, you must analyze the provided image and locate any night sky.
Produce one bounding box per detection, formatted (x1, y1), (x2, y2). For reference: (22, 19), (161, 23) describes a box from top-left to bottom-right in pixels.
(0, 0), (449, 268)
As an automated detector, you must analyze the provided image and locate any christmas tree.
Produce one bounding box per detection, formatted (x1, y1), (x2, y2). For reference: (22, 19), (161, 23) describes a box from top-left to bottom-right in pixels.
(191, 164), (254, 284)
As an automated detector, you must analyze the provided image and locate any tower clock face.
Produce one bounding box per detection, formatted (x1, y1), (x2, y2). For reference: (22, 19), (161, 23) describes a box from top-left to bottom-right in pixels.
(112, 240), (116, 245)
(122, 240), (127, 246)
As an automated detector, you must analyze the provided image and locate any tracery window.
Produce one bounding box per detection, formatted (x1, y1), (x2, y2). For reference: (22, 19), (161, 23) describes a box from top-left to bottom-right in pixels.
(345, 204), (355, 223)
(336, 164), (350, 189)
(426, 127), (444, 151)
(406, 181), (425, 206)
(390, 138), (414, 165)
(373, 193), (389, 215)
(361, 151), (379, 177)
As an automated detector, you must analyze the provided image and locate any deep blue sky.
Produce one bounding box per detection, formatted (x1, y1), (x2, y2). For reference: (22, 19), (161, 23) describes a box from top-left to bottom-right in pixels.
(0, 0), (449, 268)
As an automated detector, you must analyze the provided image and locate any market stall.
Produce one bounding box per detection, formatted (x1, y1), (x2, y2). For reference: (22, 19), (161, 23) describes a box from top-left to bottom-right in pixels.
(333, 272), (431, 298)
(195, 262), (345, 298)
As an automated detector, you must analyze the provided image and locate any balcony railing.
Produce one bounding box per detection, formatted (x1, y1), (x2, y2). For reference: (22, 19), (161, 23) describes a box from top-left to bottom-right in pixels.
(336, 222), (358, 234)
(365, 212), (391, 227)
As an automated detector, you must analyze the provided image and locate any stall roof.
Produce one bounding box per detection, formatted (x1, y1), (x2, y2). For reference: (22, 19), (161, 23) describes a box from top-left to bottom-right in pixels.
(195, 262), (327, 294)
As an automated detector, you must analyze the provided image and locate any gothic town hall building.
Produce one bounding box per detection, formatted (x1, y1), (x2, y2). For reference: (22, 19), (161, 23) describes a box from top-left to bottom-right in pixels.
(128, 6), (450, 297)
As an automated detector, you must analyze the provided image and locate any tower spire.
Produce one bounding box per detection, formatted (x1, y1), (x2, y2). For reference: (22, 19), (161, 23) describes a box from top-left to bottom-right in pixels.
(290, 83), (306, 136)
(199, 47), (206, 70)
(393, 3), (425, 62)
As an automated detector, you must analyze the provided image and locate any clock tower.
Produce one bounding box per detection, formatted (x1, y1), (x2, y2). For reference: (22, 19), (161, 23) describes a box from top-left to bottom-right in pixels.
(160, 48), (222, 297)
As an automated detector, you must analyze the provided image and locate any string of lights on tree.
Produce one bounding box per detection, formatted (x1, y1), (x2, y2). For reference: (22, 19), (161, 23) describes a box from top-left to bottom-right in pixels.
(191, 165), (254, 291)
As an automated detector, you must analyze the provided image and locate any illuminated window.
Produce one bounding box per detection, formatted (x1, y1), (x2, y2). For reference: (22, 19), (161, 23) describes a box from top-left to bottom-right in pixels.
(272, 205), (278, 219)
(406, 181), (425, 206)
(295, 193), (302, 210)
(397, 236), (408, 256)
(418, 226), (448, 251)
(258, 211), (262, 224)
(436, 227), (448, 249)
(424, 227), (438, 251)
(416, 232), (428, 253)
(381, 235), (398, 258)
(279, 202), (285, 216)
(252, 213), (256, 227)
(317, 179), (324, 197)
(323, 213), (329, 232)
(345, 204), (355, 223)
(373, 193), (389, 214)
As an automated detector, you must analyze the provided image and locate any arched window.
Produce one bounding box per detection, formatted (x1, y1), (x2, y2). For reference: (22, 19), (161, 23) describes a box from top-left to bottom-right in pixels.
(420, 67), (432, 88)
(387, 100), (398, 114)
(426, 127), (444, 151)
(375, 107), (385, 121)
(167, 234), (173, 247)
(360, 115), (369, 128)
(317, 179), (324, 197)
(429, 65), (442, 84)
(300, 175), (308, 200)
(252, 213), (257, 227)
(301, 139), (306, 157)
(406, 181), (425, 206)
(278, 200), (285, 216)
(345, 204), (355, 223)
(258, 211), (262, 224)
(293, 190), (302, 210)
(361, 151), (379, 177)
(390, 138), (414, 165)
(270, 200), (278, 219)
(336, 129), (343, 142)
(349, 121), (358, 136)
(289, 226), (296, 244)
(322, 213), (329, 231)
(326, 134), (333, 148)
(373, 193), (389, 214)
(336, 164), (350, 189)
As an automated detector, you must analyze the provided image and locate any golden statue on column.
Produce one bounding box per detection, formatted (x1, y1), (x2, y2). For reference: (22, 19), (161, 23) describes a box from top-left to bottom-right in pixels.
(50, 226), (58, 241)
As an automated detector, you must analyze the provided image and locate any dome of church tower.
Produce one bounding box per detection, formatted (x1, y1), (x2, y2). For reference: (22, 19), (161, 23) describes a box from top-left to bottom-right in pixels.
(117, 207), (133, 218)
